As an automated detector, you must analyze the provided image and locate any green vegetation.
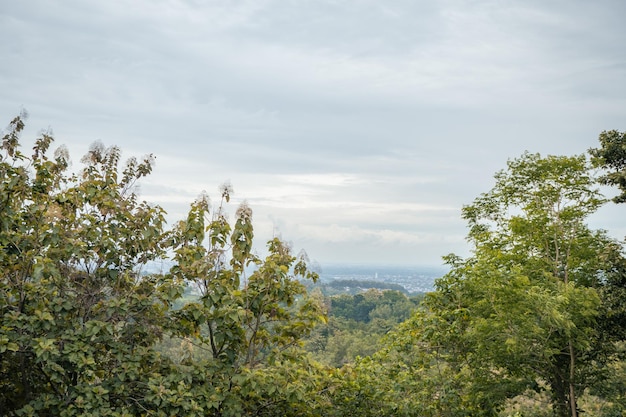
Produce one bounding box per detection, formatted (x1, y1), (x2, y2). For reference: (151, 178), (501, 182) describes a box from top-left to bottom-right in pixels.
(0, 113), (325, 416)
(1, 114), (624, 417)
(304, 289), (423, 367)
(318, 279), (409, 295)
(590, 130), (626, 203)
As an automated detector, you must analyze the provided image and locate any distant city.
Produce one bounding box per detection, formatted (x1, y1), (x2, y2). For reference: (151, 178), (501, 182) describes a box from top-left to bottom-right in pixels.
(316, 264), (448, 294)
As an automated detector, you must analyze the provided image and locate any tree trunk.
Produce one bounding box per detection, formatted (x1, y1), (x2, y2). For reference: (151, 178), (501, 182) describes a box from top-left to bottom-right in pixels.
(552, 382), (570, 417)
(568, 340), (578, 417)
(549, 348), (578, 417)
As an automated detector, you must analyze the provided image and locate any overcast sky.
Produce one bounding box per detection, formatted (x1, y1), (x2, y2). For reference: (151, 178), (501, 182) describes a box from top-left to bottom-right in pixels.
(1, 0), (625, 267)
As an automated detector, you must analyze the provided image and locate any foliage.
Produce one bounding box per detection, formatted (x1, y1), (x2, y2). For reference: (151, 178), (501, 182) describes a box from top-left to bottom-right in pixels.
(0, 114), (174, 415)
(323, 306), (508, 417)
(364, 152), (626, 417)
(589, 130), (626, 203)
(0, 114), (325, 416)
(164, 189), (327, 415)
(304, 289), (420, 367)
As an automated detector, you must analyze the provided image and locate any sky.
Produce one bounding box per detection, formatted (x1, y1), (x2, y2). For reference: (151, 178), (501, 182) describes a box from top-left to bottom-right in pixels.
(1, 0), (625, 267)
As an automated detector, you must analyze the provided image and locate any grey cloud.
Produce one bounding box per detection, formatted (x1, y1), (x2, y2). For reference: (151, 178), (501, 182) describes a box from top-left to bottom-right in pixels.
(1, 0), (624, 265)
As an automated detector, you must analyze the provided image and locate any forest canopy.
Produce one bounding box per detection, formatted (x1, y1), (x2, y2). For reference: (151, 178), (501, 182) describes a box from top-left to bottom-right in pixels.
(1, 113), (625, 417)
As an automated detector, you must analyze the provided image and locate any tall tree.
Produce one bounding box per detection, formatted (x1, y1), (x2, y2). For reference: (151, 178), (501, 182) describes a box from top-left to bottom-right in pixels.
(0, 114), (175, 415)
(381, 152), (625, 417)
(166, 191), (326, 416)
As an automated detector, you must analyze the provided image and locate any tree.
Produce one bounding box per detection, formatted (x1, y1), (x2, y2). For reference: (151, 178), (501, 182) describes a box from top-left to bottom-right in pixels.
(0, 114), (177, 415)
(589, 130), (626, 203)
(378, 152), (626, 417)
(165, 192), (326, 416)
(0, 114), (326, 416)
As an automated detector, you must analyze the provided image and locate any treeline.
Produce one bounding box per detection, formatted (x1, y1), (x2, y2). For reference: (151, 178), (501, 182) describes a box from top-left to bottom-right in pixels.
(1, 113), (625, 417)
(316, 278), (409, 295)
(304, 289), (424, 367)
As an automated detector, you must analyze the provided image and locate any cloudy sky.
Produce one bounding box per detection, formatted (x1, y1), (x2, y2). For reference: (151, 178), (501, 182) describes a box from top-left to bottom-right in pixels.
(1, 0), (625, 267)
